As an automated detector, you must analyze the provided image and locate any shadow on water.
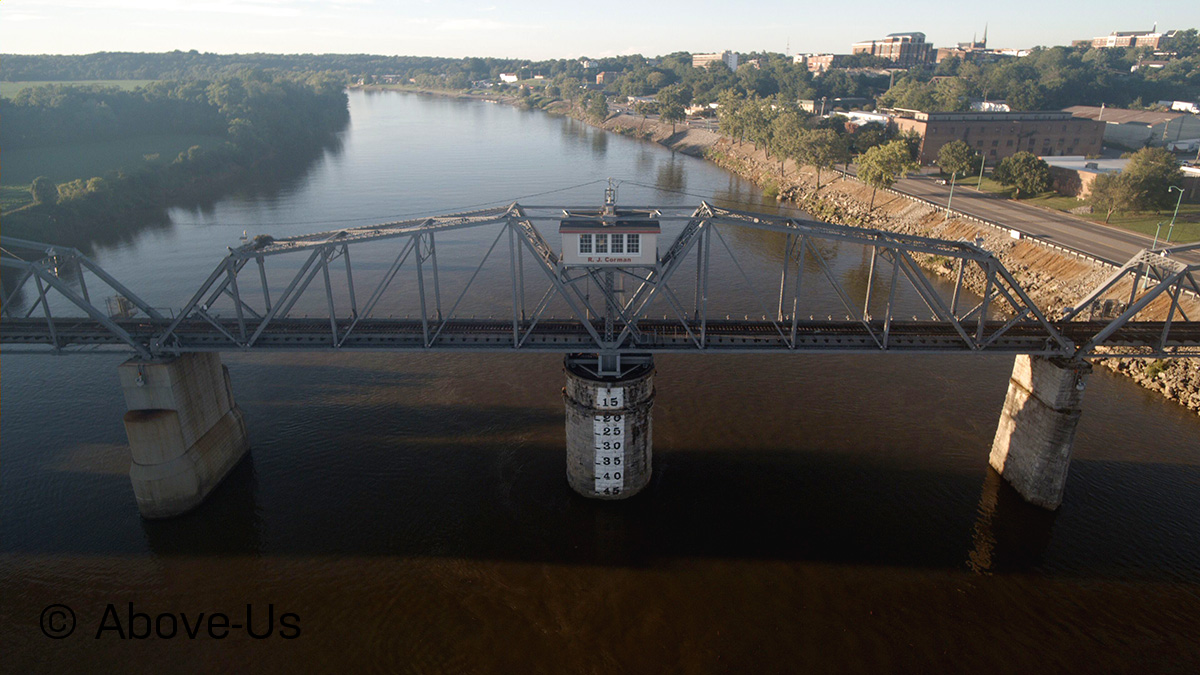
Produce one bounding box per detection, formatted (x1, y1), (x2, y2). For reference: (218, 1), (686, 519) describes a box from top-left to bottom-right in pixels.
(7, 132), (346, 256)
(655, 155), (685, 194)
(142, 457), (264, 558)
(14, 412), (1200, 583)
(156, 133), (348, 228)
(590, 128), (607, 156)
(968, 469), (1057, 574)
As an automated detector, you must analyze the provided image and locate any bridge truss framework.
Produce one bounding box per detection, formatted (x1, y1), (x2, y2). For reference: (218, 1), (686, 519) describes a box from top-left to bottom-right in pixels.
(3, 203), (1199, 361)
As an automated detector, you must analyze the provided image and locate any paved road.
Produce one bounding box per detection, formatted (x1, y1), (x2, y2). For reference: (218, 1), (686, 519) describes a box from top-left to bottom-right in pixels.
(842, 168), (1199, 266)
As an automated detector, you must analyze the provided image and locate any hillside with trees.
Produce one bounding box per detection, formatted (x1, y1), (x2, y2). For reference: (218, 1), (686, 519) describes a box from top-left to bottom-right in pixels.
(1, 71), (349, 244)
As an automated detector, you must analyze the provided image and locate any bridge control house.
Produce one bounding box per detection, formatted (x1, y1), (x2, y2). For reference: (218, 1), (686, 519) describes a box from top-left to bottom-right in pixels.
(559, 207), (660, 266)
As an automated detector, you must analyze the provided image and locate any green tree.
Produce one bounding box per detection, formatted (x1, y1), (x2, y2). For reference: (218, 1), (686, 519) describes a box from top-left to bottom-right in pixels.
(857, 140), (918, 210)
(936, 140), (979, 178)
(897, 129), (923, 162)
(656, 83), (690, 108)
(1123, 147), (1184, 211)
(993, 151), (1051, 198)
(1006, 80), (1047, 111)
(656, 84), (690, 133)
(1089, 173), (1139, 224)
(933, 78), (972, 112)
(876, 77), (937, 111)
(660, 102), (685, 133)
(560, 77), (581, 103)
(769, 109), (806, 175)
(633, 101), (656, 128)
(30, 176), (58, 205)
(587, 93), (609, 122)
(741, 97), (779, 155)
(797, 128), (850, 191)
(848, 123), (890, 155)
(716, 89), (745, 144)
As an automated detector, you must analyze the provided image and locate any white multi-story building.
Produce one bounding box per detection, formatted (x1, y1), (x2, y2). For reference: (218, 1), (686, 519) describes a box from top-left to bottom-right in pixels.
(692, 51), (739, 71)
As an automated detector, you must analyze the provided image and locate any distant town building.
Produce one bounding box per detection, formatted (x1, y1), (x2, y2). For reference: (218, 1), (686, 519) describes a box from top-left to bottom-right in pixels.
(935, 26), (1001, 63)
(1094, 28), (1176, 49)
(889, 109), (1105, 165)
(579, 59), (600, 69)
(1065, 105), (1200, 149)
(970, 100), (1012, 113)
(851, 32), (933, 68)
(1077, 28), (1177, 50)
(499, 73), (519, 83)
(692, 51), (739, 71)
(842, 111), (892, 127)
(799, 97), (872, 115)
(1131, 60), (1172, 72)
(801, 53), (851, 74)
(595, 71), (621, 85)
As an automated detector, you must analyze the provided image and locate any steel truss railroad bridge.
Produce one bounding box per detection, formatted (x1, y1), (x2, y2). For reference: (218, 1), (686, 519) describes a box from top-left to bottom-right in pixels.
(2, 202), (1199, 363)
(3, 198), (1199, 515)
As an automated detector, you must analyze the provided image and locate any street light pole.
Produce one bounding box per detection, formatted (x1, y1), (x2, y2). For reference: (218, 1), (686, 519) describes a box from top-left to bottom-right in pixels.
(1166, 185), (1184, 244)
(1152, 222), (1163, 249)
(977, 156), (986, 190)
(945, 171), (957, 221)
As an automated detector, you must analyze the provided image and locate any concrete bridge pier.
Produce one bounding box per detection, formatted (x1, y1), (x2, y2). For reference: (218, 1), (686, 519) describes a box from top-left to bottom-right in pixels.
(118, 353), (250, 519)
(990, 355), (1092, 509)
(563, 354), (655, 500)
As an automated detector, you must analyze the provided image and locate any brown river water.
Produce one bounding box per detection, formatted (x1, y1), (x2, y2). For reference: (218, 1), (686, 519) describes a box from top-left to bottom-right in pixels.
(2, 91), (1200, 673)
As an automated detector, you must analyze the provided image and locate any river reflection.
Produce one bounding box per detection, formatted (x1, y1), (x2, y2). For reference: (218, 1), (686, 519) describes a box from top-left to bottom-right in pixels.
(3, 90), (1200, 673)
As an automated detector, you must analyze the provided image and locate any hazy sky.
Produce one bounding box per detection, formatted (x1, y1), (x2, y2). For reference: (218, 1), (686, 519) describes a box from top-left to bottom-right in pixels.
(2, 0), (1196, 60)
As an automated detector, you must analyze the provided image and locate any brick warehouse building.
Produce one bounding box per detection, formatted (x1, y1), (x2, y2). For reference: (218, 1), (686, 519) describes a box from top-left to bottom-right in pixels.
(890, 110), (1106, 165)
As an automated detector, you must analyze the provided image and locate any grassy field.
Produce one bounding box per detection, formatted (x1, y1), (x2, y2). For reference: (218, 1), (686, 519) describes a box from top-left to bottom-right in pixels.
(1, 134), (226, 187)
(0, 185), (34, 213)
(0, 80), (156, 98)
(954, 173), (1200, 243)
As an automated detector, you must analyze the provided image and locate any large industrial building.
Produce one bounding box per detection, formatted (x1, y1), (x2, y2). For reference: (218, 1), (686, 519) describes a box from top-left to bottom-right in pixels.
(1064, 106), (1200, 150)
(890, 110), (1106, 165)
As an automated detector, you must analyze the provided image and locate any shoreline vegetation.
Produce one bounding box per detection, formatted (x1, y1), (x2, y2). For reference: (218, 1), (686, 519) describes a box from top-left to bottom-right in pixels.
(1, 73), (349, 248)
(366, 83), (1200, 417)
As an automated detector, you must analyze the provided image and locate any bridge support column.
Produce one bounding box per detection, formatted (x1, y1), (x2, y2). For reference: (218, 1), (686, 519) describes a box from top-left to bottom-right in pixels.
(990, 355), (1091, 509)
(563, 354), (654, 499)
(118, 353), (250, 519)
